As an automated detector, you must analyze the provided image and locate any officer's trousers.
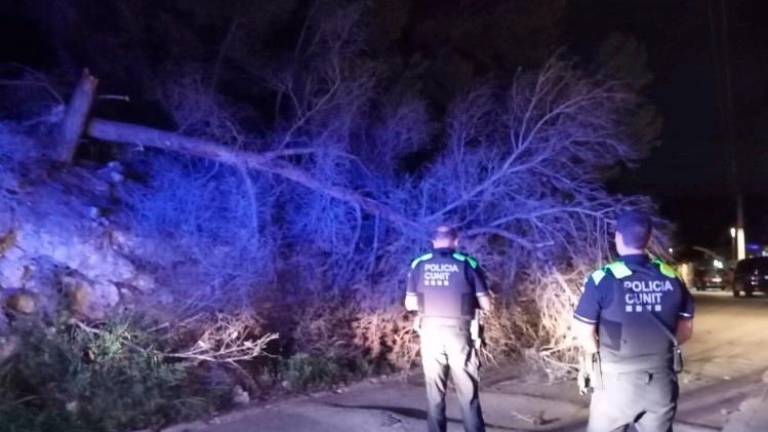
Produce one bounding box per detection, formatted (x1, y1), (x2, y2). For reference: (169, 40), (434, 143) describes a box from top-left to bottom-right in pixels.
(420, 325), (485, 432)
(587, 367), (678, 432)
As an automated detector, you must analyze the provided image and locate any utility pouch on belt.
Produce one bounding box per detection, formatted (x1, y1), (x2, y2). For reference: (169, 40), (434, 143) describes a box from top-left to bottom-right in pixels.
(672, 346), (683, 374)
(648, 312), (684, 374)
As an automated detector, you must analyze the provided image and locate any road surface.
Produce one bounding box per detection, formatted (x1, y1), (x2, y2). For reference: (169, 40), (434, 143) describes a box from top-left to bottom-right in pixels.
(155, 291), (768, 432)
(676, 291), (768, 429)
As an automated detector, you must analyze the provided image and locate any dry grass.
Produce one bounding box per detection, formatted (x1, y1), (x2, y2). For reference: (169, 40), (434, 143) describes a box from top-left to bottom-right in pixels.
(351, 307), (420, 370)
(483, 275), (582, 380)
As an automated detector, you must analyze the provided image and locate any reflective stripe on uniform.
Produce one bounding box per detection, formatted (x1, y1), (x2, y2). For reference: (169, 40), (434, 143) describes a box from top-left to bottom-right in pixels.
(592, 259), (677, 283)
(591, 261), (633, 285)
(591, 269), (607, 285)
(606, 261), (633, 279)
(410, 252), (434, 269)
(452, 252), (479, 269)
(653, 258), (678, 278)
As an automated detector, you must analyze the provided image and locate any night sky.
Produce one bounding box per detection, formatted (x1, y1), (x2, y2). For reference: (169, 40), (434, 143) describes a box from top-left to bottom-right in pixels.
(566, 0), (768, 248)
(1, 0), (766, 249)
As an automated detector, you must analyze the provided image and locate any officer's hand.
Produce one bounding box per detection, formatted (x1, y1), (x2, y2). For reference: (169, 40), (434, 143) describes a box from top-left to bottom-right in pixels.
(411, 315), (422, 335)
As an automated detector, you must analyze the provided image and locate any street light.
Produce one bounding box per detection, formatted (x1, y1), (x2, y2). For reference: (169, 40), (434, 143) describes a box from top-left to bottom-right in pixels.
(730, 226), (747, 261)
(737, 228), (746, 260)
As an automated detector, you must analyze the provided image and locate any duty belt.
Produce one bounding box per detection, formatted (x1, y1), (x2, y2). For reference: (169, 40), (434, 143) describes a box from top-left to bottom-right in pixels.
(600, 353), (673, 373)
(420, 316), (472, 330)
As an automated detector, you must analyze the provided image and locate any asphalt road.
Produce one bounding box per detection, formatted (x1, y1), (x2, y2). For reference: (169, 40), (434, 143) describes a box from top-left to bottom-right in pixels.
(156, 290), (768, 432)
(684, 290), (768, 381)
(673, 290), (768, 430)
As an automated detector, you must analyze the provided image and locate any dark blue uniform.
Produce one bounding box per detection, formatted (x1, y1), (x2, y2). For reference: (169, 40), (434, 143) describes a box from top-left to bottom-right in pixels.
(575, 254), (695, 432)
(406, 247), (489, 432)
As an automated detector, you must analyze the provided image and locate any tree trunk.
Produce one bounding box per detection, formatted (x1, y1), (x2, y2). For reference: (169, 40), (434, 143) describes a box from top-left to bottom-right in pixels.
(86, 118), (420, 231)
(56, 69), (99, 162)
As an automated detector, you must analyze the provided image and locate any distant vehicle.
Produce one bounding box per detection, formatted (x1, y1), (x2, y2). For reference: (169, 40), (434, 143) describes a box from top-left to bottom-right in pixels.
(732, 257), (768, 297)
(693, 266), (728, 291)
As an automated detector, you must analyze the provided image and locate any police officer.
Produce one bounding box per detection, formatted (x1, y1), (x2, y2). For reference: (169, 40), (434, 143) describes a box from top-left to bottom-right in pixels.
(573, 211), (695, 432)
(405, 225), (491, 432)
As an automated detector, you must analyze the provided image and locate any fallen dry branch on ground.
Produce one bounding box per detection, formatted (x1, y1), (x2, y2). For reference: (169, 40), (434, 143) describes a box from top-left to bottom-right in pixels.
(168, 313), (279, 363)
(73, 312), (278, 365)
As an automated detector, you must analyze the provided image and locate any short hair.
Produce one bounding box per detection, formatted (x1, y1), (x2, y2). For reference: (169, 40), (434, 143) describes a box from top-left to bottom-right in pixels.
(616, 211), (652, 248)
(432, 225), (459, 243)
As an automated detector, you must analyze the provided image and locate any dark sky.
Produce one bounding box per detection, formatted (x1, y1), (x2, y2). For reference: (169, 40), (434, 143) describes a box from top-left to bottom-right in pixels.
(1, 0), (766, 249)
(566, 0), (768, 248)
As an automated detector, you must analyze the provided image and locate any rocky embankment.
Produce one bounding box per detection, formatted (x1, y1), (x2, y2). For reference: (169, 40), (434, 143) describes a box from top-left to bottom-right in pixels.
(0, 136), (155, 341)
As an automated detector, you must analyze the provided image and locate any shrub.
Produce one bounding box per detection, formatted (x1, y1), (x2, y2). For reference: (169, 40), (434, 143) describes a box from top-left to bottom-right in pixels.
(280, 352), (343, 390)
(279, 352), (373, 391)
(0, 318), (212, 432)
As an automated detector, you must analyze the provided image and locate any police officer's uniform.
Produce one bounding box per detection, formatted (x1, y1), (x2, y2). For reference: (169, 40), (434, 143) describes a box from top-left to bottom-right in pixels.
(574, 254), (695, 432)
(406, 247), (489, 432)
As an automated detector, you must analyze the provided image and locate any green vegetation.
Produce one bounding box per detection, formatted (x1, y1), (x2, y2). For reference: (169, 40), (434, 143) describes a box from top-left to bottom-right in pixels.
(279, 352), (374, 391)
(0, 306), (390, 432)
(0, 319), (215, 432)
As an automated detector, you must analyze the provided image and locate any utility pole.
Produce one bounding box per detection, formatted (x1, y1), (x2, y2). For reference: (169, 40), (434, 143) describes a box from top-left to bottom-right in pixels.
(708, 0), (745, 260)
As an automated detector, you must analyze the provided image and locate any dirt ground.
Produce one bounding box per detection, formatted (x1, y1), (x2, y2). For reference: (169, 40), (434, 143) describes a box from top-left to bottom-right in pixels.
(153, 291), (768, 432)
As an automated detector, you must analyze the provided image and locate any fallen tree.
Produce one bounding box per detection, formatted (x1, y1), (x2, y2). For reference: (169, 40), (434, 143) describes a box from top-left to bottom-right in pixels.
(1, 2), (667, 384)
(85, 118), (421, 231)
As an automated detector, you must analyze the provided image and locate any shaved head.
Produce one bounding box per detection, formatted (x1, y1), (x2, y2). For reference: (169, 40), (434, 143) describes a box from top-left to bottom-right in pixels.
(431, 225), (459, 249)
(432, 225), (458, 243)
(616, 211), (652, 249)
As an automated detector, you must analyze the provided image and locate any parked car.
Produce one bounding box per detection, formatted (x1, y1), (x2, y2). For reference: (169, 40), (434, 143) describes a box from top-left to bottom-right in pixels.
(693, 267), (728, 291)
(732, 257), (768, 297)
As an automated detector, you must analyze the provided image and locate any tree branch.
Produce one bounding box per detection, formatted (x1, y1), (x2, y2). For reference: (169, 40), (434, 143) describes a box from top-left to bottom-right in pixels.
(86, 118), (421, 231)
